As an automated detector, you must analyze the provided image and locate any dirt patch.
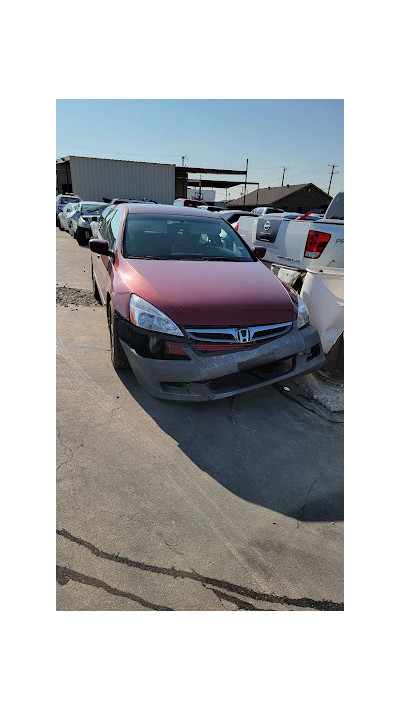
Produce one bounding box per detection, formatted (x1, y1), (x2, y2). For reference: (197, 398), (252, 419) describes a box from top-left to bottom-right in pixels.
(56, 286), (99, 307)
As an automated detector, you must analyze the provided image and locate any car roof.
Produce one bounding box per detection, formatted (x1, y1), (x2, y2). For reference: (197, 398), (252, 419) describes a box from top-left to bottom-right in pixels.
(220, 210), (251, 214)
(125, 204), (221, 218)
(79, 201), (108, 206)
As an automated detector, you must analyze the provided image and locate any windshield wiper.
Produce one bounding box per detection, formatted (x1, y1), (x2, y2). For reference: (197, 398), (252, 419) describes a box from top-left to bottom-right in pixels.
(126, 255), (170, 260)
(172, 255), (242, 261)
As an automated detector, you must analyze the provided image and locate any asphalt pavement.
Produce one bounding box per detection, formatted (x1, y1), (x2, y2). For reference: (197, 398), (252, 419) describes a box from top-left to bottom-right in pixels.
(56, 227), (344, 611)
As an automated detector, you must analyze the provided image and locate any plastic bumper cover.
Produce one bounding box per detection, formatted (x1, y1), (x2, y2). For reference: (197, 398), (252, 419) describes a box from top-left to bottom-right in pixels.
(120, 323), (325, 401)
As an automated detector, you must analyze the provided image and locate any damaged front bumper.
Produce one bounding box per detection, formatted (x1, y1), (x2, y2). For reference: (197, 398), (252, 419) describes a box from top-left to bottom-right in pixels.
(120, 322), (325, 401)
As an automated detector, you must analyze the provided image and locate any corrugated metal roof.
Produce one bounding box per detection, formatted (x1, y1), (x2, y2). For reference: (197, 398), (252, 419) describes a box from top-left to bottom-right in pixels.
(61, 155), (176, 167)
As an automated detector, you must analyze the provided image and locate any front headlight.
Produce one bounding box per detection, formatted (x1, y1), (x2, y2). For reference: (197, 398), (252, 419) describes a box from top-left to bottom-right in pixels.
(129, 294), (183, 337)
(296, 294), (310, 329)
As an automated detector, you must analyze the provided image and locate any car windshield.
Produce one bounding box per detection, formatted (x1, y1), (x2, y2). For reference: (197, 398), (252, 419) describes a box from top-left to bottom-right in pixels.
(61, 196), (80, 204)
(82, 204), (107, 214)
(124, 214), (256, 262)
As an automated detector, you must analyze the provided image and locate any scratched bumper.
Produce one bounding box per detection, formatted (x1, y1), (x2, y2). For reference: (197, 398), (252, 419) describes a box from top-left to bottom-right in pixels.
(120, 322), (325, 402)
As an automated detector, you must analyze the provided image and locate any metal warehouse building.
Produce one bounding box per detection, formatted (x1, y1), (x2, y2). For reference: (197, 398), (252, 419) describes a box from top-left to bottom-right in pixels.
(56, 156), (176, 204)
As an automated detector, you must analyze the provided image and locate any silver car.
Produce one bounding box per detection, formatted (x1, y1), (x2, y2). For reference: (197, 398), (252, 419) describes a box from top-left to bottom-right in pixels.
(251, 206), (285, 216)
(58, 202), (80, 231)
(56, 194), (82, 225)
(69, 202), (109, 243)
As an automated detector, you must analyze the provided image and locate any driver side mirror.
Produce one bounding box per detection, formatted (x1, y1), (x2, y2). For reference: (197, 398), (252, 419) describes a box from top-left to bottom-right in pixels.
(89, 238), (110, 256)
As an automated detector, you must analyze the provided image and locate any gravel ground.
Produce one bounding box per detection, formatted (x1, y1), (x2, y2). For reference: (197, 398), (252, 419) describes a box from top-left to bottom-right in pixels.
(56, 286), (99, 307)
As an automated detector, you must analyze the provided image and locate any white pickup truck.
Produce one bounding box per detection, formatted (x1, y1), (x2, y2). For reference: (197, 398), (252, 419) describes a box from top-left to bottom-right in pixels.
(237, 192), (344, 364)
(237, 192), (343, 287)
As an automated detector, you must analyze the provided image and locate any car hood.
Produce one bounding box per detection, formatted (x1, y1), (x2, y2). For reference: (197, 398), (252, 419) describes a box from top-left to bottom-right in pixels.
(124, 259), (293, 326)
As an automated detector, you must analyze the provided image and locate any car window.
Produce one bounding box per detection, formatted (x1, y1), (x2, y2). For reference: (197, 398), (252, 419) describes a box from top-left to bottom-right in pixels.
(108, 210), (122, 250)
(325, 192), (344, 220)
(61, 196), (80, 204)
(85, 205), (108, 216)
(97, 205), (113, 230)
(100, 209), (116, 244)
(123, 214), (256, 262)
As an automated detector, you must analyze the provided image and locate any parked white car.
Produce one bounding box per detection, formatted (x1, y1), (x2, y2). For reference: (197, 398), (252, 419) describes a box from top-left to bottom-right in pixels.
(251, 206), (285, 216)
(56, 194), (82, 226)
(58, 202), (80, 232)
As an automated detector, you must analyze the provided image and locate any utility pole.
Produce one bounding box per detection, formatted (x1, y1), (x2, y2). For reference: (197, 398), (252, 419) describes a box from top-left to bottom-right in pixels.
(181, 155), (188, 166)
(243, 158), (248, 207)
(328, 164), (339, 195)
(281, 166), (288, 186)
(256, 182), (260, 206)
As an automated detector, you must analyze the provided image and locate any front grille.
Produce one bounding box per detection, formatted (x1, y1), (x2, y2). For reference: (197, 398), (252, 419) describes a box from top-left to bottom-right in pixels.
(184, 321), (292, 345)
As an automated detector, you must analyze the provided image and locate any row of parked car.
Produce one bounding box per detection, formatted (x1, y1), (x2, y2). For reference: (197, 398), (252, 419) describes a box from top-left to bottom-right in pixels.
(56, 196), (157, 244)
(56, 192), (326, 245)
(56, 193), (269, 245)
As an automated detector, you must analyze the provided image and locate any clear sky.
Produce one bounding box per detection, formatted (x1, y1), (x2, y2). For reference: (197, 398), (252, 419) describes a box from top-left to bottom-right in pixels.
(56, 99), (344, 201)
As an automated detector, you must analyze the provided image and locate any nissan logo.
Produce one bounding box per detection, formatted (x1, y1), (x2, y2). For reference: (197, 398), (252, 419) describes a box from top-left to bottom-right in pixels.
(236, 328), (251, 343)
(263, 220), (271, 231)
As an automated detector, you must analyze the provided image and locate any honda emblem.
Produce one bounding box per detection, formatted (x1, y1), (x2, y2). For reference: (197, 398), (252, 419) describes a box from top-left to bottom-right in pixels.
(236, 328), (251, 343)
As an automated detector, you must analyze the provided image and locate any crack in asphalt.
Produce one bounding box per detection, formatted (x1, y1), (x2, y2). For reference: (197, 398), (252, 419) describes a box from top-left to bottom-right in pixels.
(228, 396), (237, 425)
(158, 535), (187, 560)
(206, 585), (265, 611)
(56, 426), (85, 472)
(56, 565), (173, 611)
(273, 384), (344, 424)
(56, 393), (129, 472)
(56, 528), (344, 611)
(297, 472), (326, 527)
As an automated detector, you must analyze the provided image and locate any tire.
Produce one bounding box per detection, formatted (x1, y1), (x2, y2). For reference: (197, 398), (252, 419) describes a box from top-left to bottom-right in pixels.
(92, 267), (101, 302)
(108, 301), (129, 369)
(76, 230), (86, 245)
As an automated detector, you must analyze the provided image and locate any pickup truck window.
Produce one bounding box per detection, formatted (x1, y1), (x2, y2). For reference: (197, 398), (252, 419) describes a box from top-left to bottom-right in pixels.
(325, 192), (344, 220)
(123, 214), (256, 262)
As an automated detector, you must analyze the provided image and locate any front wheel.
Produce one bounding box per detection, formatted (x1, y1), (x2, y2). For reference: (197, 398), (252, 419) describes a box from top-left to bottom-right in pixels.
(108, 302), (129, 369)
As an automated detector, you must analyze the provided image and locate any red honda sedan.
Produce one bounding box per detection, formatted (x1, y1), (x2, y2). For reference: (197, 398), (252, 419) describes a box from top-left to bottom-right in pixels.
(89, 204), (324, 401)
